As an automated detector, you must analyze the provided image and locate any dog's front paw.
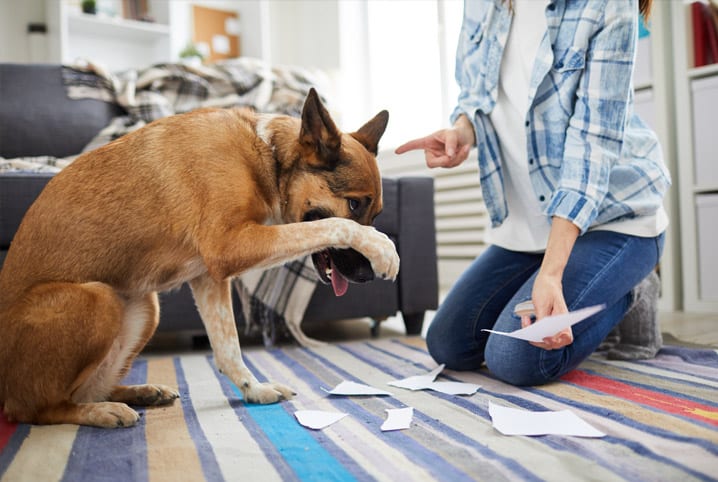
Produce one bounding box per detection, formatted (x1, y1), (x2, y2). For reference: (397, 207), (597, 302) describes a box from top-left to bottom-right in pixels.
(87, 402), (141, 428)
(359, 227), (400, 281)
(242, 381), (296, 404)
(111, 384), (179, 406)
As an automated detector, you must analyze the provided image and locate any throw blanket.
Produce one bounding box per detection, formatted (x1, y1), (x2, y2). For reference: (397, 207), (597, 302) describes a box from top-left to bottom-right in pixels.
(0, 59), (333, 346)
(1, 338), (716, 481)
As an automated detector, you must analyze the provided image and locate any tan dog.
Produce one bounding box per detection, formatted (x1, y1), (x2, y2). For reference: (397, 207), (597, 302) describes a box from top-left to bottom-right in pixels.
(0, 89), (397, 428)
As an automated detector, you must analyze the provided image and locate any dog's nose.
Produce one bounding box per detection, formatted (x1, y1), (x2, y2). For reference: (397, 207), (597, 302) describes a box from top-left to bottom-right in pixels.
(329, 248), (375, 283)
(352, 266), (375, 283)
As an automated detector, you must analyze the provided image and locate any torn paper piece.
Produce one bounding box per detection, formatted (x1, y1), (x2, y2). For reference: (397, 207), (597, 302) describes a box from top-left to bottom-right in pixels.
(428, 381), (480, 396)
(388, 365), (480, 396)
(488, 401), (605, 437)
(381, 407), (413, 431)
(295, 410), (348, 430)
(482, 304), (606, 343)
(324, 381), (393, 396)
(388, 365), (444, 390)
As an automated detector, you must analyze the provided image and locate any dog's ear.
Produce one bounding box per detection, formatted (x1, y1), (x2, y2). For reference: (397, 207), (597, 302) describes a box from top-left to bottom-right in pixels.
(351, 110), (389, 155)
(300, 88), (341, 166)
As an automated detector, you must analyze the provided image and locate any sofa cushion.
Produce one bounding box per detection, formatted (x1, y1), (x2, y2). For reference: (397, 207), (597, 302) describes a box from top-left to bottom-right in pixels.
(0, 173), (53, 249)
(0, 64), (123, 158)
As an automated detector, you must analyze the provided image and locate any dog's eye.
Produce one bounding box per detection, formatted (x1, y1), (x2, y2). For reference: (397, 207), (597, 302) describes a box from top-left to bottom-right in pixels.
(348, 199), (360, 212)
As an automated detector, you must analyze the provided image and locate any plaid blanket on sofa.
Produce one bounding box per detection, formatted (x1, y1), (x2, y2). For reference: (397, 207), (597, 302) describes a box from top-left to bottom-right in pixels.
(0, 59), (333, 347)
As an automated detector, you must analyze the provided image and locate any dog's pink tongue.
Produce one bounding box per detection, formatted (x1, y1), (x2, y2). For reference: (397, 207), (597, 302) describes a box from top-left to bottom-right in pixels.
(330, 262), (349, 297)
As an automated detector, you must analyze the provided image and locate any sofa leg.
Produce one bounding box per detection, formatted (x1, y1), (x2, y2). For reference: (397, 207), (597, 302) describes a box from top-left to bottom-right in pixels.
(370, 319), (381, 338)
(402, 312), (425, 336)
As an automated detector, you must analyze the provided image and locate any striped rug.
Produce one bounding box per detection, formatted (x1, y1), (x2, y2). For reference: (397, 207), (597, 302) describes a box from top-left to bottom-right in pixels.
(1, 338), (717, 482)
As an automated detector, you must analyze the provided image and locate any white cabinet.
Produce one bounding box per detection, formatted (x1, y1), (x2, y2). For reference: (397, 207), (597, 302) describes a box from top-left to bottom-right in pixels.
(691, 75), (718, 188)
(45, 0), (173, 72)
(633, 3), (681, 312)
(696, 194), (718, 301)
(670, 2), (718, 311)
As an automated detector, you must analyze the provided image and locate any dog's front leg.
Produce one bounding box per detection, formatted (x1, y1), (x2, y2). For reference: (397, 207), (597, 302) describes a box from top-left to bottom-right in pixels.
(189, 274), (295, 403)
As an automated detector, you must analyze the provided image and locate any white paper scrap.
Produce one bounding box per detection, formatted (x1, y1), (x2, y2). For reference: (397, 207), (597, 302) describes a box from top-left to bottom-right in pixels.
(388, 365), (480, 396)
(381, 407), (414, 431)
(482, 304), (606, 342)
(388, 365), (444, 390)
(295, 410), (347, 430)
(488, 402), (605, 437)
(324, 381), (393, 396)
(428, 381), (480, 396)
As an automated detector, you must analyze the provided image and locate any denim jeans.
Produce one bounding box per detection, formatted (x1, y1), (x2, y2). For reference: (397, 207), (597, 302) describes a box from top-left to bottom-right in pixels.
(426, 230), (665, 386)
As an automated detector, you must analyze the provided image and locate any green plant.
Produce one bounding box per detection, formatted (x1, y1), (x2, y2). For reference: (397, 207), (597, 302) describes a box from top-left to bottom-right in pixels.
(179, 43), (205, 60)
(81, 0), (96, 14)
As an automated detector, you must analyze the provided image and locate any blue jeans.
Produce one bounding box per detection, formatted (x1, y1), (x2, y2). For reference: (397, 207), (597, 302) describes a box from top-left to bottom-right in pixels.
(426, 230), (665, 386)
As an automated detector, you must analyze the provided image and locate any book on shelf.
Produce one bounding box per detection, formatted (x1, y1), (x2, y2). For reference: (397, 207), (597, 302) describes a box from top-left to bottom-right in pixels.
(122, 0), (152, 22)
(691, 0), (718, 68)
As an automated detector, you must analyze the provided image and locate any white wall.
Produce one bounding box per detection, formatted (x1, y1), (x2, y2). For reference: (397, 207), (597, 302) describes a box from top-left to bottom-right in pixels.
(166, 0), (269, 62)
(0, 0), (47, 62)
(266, 0), (339, 70)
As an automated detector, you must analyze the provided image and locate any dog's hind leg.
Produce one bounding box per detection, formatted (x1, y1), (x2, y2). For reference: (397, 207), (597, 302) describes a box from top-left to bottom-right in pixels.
(189, 274), (295, 404)
(106, 293), (180, 407)
(1, 282), (141, 428)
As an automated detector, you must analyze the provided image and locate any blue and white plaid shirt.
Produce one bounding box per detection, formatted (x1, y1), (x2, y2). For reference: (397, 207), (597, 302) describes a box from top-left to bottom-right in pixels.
(451, 0), (670, 234)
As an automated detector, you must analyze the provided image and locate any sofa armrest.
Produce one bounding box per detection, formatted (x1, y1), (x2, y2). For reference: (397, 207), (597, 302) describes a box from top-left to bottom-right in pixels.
(395, 176), (438, 316)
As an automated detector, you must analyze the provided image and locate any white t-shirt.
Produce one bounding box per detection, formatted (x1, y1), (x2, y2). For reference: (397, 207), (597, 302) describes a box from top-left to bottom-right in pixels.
(486, 0), (667, 252)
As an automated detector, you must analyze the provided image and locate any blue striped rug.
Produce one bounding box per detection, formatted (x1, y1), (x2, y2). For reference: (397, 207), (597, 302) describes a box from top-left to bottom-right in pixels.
(2, 338), (717, 481)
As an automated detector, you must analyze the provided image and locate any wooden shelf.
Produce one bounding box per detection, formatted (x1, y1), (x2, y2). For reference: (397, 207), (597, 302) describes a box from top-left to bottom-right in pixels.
(67, 13), (170, 42)
(45, 1), (175, 72)
(688, 62), (718, 80)
(694, 185), (718, 195)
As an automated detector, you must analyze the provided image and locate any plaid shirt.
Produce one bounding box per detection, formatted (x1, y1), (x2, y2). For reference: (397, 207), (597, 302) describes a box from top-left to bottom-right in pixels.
(451, 0), (670, 234)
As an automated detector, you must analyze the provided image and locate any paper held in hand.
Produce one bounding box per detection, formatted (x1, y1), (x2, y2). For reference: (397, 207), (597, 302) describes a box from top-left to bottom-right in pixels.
(482, 304), (606, 343)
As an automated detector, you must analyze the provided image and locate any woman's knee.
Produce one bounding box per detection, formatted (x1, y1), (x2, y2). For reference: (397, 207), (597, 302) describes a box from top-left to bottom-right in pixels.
(426, 323), (484, 371)
(484, 335), (559, 386)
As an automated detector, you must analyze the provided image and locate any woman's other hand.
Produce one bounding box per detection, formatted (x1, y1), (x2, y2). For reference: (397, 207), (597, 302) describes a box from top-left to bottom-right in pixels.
(395, 114), (475, 169)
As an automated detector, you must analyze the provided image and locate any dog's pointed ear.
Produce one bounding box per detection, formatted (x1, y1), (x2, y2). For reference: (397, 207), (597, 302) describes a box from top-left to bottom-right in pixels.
(351, 110), (389, 155)
(300, 88), (341, 165)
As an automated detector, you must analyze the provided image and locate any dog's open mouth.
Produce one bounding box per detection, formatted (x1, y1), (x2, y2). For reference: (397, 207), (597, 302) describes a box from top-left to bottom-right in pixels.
(312, 250), (349, 296)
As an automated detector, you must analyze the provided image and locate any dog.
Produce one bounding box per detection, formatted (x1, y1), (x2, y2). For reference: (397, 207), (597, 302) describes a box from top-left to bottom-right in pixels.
(0, 88), (398, 428)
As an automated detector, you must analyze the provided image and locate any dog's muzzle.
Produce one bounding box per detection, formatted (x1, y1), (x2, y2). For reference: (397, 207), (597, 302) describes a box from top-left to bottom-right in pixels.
(311, 248), (374, 297)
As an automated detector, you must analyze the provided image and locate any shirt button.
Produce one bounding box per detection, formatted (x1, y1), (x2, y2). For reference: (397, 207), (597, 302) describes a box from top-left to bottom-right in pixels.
(539, 195), (546, 202)
(548, 3), (556, 10)
(529, 158), (534, 165)
(525, 120), (530, 127)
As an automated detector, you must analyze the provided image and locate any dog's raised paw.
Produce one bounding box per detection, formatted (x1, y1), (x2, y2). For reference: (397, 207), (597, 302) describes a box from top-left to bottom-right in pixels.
(361, 228), (399, 281)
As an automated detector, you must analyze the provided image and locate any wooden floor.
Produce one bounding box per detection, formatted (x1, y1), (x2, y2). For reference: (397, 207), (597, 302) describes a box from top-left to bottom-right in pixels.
(302, 309), (718, 348)
(659, 310), (718, 347)
(144, 308), (717, 354)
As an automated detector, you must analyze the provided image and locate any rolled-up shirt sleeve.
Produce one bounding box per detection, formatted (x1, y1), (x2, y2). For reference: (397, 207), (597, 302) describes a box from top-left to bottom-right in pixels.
(546, 3), (638, 232)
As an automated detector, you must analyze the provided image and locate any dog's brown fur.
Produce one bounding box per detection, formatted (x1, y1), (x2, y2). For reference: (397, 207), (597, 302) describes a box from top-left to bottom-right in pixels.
(0, 89), (397, 428)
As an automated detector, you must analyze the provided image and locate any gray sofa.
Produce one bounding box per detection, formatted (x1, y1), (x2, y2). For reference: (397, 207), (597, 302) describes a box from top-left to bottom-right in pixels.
(0, 63), (438, 336)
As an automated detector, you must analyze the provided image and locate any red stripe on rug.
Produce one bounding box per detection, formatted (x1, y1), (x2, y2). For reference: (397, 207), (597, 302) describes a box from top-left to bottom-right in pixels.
(0, 411), (17, 452)
(562, 370), (718, 426)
